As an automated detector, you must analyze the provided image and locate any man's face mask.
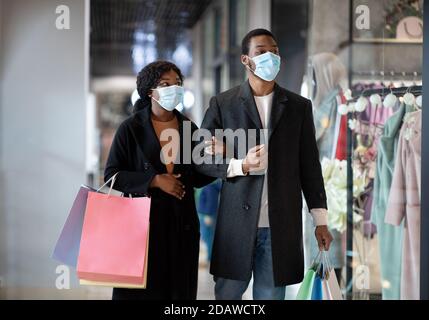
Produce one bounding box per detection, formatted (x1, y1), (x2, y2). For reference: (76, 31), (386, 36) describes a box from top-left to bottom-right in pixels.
(248, 52), (281, 82)
(152, 85), (184, 111)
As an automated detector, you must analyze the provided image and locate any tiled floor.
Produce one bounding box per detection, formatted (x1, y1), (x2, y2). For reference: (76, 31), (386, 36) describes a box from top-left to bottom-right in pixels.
(196, 242), (300, 300)
(0, 241), (299, 300)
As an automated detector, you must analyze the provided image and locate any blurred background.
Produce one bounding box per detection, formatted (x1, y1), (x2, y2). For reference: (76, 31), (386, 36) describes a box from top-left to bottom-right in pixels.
(0, 0), (426, 299)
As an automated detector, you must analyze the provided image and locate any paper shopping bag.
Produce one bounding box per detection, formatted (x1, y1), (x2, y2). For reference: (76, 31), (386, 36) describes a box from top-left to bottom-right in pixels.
(326, 269), (343, 300)
(79, 225), (150, 289)
(322, 279), (333, 300)
(296, 269), (316, 300)
(77, 191), (151, 285)
(311, 275), (323, 300)
(52, 185), (96, 267)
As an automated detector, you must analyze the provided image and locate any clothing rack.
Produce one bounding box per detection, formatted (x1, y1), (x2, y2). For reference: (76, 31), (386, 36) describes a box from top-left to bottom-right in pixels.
(352, 71), (422, 79)
(350, 85), (423, 101)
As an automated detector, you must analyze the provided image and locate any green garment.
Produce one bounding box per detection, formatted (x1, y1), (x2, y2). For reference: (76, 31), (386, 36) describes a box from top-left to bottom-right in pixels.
(371, 103), (413, 299)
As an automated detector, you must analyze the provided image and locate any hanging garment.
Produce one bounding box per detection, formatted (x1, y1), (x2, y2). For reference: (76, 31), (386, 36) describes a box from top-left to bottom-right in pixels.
(335, 114), (347, 160)
(385, 109), (421, 300)
(371, 103), (415, 299)
(331, 93), (347, 161)
(354, 99), (396, 237)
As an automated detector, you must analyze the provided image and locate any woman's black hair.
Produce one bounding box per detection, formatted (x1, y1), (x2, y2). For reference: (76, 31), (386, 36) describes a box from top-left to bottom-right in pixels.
(134, 60), (184, 113)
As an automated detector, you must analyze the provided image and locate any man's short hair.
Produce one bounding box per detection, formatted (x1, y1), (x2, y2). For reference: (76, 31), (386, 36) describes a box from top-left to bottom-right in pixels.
(241, 28), (277, 55)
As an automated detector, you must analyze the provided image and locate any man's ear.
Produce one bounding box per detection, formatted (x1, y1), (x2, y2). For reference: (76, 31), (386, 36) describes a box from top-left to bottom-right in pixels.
(241, 54), (249, 67)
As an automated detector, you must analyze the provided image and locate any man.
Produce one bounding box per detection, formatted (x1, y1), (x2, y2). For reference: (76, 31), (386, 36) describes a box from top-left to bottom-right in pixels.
(197, 29), (333, 300)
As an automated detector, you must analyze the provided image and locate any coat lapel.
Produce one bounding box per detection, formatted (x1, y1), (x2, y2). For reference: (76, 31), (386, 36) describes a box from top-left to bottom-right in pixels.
(131, 106), (188, 175)
(131, 106), (166, 173)
(269, 83), (289, 140)
(239, 81), (263, 129)
(239, 81), (289, 141)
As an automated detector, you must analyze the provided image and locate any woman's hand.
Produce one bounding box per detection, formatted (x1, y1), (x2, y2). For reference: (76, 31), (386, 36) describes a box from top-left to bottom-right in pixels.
(151, 174), (186, 200)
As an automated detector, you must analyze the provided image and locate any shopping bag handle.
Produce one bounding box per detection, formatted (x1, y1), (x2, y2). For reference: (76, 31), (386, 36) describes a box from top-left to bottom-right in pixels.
(96, 172), (119, 195)
(96, 173), (134, 199)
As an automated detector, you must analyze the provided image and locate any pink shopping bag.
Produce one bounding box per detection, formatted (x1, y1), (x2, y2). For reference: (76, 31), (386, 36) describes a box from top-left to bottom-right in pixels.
(52, 185), (95, 267)
(77, 174), (151, 285)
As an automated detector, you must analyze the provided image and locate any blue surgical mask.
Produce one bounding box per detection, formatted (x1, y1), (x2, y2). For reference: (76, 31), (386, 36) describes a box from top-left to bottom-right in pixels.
(152, 85), (184, 111)
(249, 52), (281, 82)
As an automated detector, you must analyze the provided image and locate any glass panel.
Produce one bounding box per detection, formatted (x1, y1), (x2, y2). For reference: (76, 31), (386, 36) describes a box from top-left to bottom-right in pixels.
(303, 0), (423, 300)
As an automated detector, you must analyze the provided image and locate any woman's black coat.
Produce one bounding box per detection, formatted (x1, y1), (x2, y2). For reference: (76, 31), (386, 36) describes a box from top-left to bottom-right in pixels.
(104, 105), (214, 300)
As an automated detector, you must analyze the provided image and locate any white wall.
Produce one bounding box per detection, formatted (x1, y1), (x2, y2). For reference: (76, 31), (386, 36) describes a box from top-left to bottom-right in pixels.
(190, 19), (204, 126)
(0, 0), (91, 298)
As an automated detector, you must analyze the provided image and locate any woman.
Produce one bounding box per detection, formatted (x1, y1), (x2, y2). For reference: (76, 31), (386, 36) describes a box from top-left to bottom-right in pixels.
(104, 61), (215, 300)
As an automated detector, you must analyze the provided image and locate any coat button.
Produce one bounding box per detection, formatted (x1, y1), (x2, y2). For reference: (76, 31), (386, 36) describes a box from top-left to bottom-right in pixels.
(144, 163), (150, 170)
(242, 204), (250, 211)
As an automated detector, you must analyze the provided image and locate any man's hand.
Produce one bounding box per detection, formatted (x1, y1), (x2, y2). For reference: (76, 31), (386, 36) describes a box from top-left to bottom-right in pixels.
(242, 145), (267, 174)
(204, 137), (225, 156)
(315, 225), (333, 251)
(150, 174), (185, 200)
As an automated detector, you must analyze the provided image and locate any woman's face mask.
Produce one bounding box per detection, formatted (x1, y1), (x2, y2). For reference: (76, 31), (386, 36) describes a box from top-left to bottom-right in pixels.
(152, 85), (184, 111)
(248, 52), (281, 82)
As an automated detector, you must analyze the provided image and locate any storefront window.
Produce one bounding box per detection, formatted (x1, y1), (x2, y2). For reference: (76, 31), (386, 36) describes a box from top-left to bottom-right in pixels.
(301, 0), (423, 300)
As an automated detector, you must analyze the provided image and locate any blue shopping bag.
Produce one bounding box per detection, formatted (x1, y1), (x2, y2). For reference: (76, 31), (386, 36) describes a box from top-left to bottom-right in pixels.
(311, 275), (323, 300)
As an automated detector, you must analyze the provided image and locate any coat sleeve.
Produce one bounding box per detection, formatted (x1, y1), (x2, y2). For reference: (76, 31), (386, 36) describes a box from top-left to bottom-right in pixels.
(299, 100), (328, 210)
(190, 122), (217, 188)
(194, 96), (230, 180)
(104, 121), (158, 195)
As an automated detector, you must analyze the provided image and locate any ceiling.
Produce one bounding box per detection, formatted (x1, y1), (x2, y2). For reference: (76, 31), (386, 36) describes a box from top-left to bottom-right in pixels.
(90, 0), (212, 77)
